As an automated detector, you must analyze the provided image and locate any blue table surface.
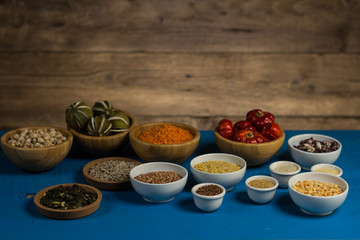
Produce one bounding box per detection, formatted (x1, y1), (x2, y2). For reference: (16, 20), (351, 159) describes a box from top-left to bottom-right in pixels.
(1, 130), (359, 240)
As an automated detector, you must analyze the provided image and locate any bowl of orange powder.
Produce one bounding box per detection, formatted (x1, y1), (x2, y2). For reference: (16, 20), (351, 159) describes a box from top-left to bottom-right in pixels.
(129, 122), (200, 164)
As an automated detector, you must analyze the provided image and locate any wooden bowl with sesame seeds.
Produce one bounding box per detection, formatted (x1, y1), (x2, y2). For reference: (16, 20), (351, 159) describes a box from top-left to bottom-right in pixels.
(69, 109), (136, 156)
(0, 126), (73, 172)
(83, 157), (142, 191)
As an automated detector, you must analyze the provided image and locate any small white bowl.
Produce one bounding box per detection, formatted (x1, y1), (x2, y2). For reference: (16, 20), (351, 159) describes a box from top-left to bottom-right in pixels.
(190, 153), (247, 191)
(269, 161), (301, 188)
(288, 172), (349, 216)
(245, 175), (279, 204)
(288, 134), (342, 170)
(310, 163), (343, 177)
(129, 162), (188, 203)
(191, 183), (226, 212)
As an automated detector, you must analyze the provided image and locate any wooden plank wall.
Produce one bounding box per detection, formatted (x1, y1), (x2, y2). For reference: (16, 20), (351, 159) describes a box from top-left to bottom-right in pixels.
(0, 0), (359, 130)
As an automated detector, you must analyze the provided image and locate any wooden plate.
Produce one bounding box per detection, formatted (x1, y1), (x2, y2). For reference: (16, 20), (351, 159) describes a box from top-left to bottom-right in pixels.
(34, 183), (102, 220)
(83, 157), (142, 191)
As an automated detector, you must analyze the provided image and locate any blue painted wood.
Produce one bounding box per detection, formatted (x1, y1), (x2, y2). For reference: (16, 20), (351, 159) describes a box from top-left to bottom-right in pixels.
(0, 130), (359, 240)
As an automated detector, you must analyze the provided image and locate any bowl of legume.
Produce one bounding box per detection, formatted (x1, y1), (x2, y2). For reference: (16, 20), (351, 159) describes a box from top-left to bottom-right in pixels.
(288, 172), (348, 216)
(288, 134), (342, 170)
(0, 126), (73, 172)
(129, 162), (188, 203)
(269, 161), (301, 188)
(83, 157), (142, 191)
(190, 153), (247, 191)
(129, 122), (200, 164)
(245, 175), (279, 204)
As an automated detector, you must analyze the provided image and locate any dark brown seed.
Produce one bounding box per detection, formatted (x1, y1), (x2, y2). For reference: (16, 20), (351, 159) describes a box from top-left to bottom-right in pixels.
(196, 185), (223, 196)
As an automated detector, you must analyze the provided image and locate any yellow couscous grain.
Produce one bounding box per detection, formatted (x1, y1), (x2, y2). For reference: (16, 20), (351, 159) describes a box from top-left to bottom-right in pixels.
(194, 160), (241, 174)
(314, 168), (339, 175)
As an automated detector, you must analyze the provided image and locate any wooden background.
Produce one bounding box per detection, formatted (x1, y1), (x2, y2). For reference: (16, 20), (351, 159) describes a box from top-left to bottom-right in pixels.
(0, 0), (359, 130)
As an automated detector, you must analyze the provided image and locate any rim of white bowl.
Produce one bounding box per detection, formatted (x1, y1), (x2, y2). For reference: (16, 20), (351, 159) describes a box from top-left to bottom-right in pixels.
(191, 183), (226, 199)
(288, 172), (349, 199)
(245, 175), (279, 191)
(288, 134), (342, 155)
(129, 162), (188, 186)
(190, 153), (247, 176)
(269, 161), (301, 176)
(310, 163), (343, 177)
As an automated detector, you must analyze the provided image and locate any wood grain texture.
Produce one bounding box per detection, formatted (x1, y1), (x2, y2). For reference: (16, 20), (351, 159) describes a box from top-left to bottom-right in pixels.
(0, 52), (359, 130)
(0, 0), (359, 53)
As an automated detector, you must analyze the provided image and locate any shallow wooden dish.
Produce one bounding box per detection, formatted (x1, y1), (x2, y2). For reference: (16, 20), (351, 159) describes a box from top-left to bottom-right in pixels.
(214, 128), (285, 167)
(129, 122), (200, 164)
(33, 183), (102, 220)
(0, 126), (73, 172)
(83, 157), (142, 191)
(69, 110), (136, 156)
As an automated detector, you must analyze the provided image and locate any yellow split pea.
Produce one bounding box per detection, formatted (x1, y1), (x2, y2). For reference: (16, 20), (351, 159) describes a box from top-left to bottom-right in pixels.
(194, 160), (241, 174)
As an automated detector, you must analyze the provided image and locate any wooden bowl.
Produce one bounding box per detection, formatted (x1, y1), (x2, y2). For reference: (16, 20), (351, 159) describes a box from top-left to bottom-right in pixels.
(129, 122), (200, 164)
(0, 126), (73, 172)
(34, 183), (102, 220)
(214, 128), (285, 167)
(69, 110), (136, 156)
(83, 157), (142, 191)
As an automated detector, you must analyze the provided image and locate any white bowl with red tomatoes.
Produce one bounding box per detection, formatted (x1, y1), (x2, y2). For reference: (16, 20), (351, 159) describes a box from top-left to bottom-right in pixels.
(214, 109), (285, 167)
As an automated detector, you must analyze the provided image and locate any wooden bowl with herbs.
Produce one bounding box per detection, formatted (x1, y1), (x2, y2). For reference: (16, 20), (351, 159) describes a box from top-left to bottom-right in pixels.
(129, 122), (200, 164)
(0, 126), (73, 172)
(83, 157), (142, 191)
(33, 183), (102, 220)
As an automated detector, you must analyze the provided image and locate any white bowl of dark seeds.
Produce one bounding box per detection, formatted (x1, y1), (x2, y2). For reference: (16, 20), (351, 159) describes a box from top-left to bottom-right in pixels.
(288, 134), (342, 170)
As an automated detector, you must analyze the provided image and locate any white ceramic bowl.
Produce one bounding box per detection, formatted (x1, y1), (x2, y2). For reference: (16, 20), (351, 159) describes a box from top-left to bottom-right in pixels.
(245, 175), (279, 204)
(269, 161), (301, 188)
(129, 162), (188, 203)
(310, 163), (343, 177)
(190, 153), (247, 191)
(288, 172), (348, 216)
(191, 183), (226, 212)
(288, 134), (342, 170)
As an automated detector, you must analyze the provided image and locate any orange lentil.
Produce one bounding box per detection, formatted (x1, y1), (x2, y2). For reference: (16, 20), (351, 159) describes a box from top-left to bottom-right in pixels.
(138, 124), (194, 144)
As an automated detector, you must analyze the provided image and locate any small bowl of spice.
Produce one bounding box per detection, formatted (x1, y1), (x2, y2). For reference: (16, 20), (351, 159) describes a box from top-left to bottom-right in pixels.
(288, 172), (348, 216)
(191, 183), (226, 212)
(245, 175), (279, 204)
(129, 122), (200, 164)
(129, 162), (188, 203)
(83, 157), (142, 191)
(269, 161), (301, 188)
(190, 153), (247, 191)
(288, 134), (342, 170)
(34, 183), (102, 220)
(310, 163), (343, 177)
(0, 126), (73, 172)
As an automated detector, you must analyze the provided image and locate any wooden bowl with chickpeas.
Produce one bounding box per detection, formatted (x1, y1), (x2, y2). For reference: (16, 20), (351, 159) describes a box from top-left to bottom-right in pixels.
(0, 126), (73, 172)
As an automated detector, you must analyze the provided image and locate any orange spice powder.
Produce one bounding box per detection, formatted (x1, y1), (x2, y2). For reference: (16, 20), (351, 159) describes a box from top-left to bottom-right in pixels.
(138, 124), (194, 144)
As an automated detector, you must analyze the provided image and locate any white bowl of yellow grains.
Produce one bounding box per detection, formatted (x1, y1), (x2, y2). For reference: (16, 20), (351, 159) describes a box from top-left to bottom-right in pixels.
(288, 172), (348, 216)
(190, 153), (247, 191)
